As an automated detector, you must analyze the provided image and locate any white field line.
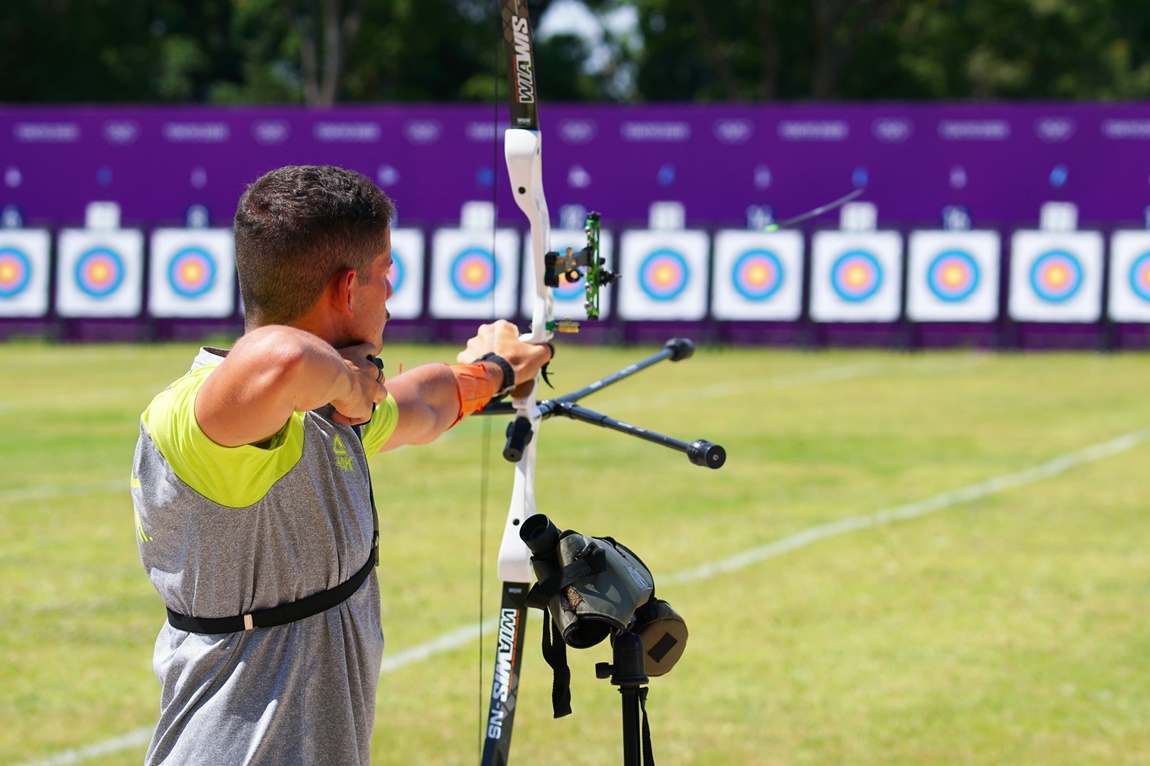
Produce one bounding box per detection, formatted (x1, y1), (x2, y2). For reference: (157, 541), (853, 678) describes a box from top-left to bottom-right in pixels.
(16, 422), (1147, 766)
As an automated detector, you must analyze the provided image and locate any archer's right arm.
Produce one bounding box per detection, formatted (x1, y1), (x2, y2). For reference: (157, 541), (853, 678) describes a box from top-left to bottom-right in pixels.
(195, 326), (388, 448)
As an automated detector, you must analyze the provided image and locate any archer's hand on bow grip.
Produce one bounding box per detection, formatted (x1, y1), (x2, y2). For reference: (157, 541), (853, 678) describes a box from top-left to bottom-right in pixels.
(458, 319), (555, 397)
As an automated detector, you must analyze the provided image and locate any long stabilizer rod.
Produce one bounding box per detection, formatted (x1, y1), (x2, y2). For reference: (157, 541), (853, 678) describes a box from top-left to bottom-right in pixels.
(479, 338), (726, 469)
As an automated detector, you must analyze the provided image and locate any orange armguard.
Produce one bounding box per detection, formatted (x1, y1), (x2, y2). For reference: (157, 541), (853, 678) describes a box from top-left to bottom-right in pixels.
(446, 362), (503, 427)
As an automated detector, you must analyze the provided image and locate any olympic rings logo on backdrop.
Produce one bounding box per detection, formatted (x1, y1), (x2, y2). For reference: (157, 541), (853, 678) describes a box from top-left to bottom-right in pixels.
(731, 250), (783, 301)
(450, 248), (498, 300)
(0, 248), (31, 297)
(75, 248), (124, 298)
(559, 120), (598, 144)
(926, 250), (979, 302)
(1129, 252), (1150, 302)
(713, 119), (753, 144)
(638, 250), (689, 301)
(1029, 250), (1082, 303)
(102, 121), (139, 145)
(168, 248), (217, 299)
(252, 120), (290, 145)
(872, 118), (913, 143)
(830, 251), (882, 302)
(404, 120), (443, 145)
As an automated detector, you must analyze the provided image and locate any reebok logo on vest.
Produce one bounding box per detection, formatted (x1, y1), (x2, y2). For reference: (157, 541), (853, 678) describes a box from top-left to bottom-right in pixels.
(333, 435), (355, 473)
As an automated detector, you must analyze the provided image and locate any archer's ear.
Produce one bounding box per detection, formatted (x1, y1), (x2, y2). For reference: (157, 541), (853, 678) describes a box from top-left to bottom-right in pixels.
(330, 269), (358, 316)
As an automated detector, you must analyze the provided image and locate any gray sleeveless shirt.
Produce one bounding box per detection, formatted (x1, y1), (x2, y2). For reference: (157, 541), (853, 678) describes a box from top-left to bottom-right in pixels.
(132, 348), (398, 765)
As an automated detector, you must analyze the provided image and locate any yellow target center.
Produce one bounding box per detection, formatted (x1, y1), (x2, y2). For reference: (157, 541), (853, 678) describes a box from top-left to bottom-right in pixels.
(0, 262), (16, 282)
(181, 262), (203, 282)
(464, 263), (487, 284)
(1046, 265), (1068, 287)
(90, 263), (110, 283)
(747, 264), (769, 285)
(943, 265), (965, 286)
(654, 265), (676, 286)
(845, 265), (868, 287)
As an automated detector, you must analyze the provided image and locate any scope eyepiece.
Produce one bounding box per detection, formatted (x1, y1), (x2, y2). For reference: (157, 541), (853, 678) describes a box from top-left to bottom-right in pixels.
(520, 513), (561, 558)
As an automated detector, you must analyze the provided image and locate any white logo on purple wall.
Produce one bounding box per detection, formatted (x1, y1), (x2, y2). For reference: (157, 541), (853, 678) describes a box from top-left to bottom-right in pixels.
(559, 120), (598, 144)
(102, 121), (139, 145)
(253, 121), (290, 145)
(1035, 117), (1075, 143)
(713, 119), (753, 144)
(404, 120), (443, 145)
(872, 118), (912, 143)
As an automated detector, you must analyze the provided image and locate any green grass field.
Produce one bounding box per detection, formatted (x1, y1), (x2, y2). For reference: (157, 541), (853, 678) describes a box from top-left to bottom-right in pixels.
(2, 339), (1149, 766)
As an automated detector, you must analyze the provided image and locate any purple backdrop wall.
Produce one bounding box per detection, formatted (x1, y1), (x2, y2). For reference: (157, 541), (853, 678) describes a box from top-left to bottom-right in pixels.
(4, 103), (1150, 230)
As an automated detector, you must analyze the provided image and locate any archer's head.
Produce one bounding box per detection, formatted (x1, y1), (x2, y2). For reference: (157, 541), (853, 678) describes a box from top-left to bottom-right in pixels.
(233, 165), (395, 337)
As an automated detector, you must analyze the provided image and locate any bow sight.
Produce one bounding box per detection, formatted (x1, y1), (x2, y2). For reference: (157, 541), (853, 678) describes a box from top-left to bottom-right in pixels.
(544, 212), (618, 332)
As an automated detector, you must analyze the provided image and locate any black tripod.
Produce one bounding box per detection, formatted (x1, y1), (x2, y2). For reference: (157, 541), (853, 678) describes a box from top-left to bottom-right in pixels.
(596, 631), (656, 766)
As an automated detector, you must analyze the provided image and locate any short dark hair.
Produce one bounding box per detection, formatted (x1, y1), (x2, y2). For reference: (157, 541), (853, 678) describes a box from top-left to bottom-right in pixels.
(233, 165), (394, 327)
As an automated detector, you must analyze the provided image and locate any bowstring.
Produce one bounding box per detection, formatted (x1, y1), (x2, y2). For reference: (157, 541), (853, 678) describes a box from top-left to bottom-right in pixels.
(476, 3), (502, 758)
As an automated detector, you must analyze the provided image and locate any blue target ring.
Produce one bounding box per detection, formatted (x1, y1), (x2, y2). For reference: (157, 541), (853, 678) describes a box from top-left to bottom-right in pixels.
(450, 248), (498, 300)
(1128, 252), (1150, 302)
(926, 250), (979, 302)
(0, 248), (31, 297)
(1029, 250), (1082, 303)
(388, 252), (405, 294)
(830, 250), (882, 302)
(639, 249), (689, 301)
(75, 248), (124, 298)
(732, 250), (783, 301)
(167, 248), (216, 298)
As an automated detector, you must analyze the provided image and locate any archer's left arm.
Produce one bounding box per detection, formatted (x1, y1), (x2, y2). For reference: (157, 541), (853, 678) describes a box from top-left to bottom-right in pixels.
(378, 320), (552, 451)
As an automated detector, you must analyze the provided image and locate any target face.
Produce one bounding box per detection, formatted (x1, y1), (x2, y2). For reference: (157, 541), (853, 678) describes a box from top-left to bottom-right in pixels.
(1029, 250), (1082, 303)
(450, 248), (497, 299)
(1129, 252), (1150, 302)
(0, 248), (31, 297)
(831, 251), (882, 302)
(732, 250), (783, 301)
(927, 250), (979, 302)
(639, 249), (689, 301)
(167, 248), (216, 298)
(75, 248), (125, 298)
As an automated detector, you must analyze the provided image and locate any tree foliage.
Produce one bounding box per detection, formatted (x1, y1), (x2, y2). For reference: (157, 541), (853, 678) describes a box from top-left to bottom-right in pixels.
(3, 0), (1150, 103)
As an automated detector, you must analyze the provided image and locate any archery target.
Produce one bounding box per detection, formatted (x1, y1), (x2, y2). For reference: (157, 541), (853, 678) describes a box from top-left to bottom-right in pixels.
(617, 230), (710, 321)
(906, 230), (1001, 322)
(76, 248), (124, 297)
(385, 228), (425, 319)
(831, 251), (882, 302)
(148, 228), (235, 318)
(429, 228), (520, 319)
(1106, 230), (1150, 321)
(451, 249), (498, 298)
(56, 229), (144, 317)
(1008, 230), (1103, 322)
(0, 230), (50, 317)
(810, 231), (903, 322)
(711, 229), (803, 320)
(519, 229), (614, 321)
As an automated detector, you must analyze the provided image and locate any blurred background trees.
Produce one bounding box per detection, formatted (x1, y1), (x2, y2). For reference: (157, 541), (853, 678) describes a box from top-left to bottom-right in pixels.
(3, 0), (1150, 104)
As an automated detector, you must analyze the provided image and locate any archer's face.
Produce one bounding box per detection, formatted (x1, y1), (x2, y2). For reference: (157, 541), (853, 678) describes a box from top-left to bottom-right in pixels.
(349, 228), (394, 352)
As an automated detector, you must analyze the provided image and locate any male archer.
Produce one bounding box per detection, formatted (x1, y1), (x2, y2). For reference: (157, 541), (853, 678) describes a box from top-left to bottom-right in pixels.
(131, 164), (552, 764)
